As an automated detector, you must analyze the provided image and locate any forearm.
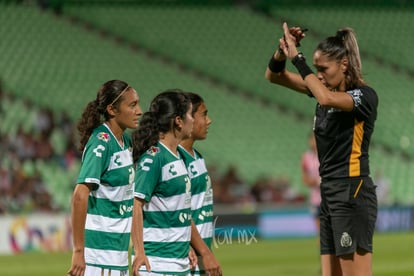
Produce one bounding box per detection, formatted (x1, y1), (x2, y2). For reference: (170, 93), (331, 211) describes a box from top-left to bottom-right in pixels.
(131, 198), (145, 255)
(190, 221), (211, 256)
(71, 185), (89, 252)
(265, 51), (309, 94)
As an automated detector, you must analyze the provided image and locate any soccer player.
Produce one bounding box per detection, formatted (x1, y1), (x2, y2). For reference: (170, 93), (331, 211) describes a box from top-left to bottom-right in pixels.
(178, 92), (222, 276)
(67, 80), (142, 276)
(265, 23), (378, 276)
(130, 90), (194, 276)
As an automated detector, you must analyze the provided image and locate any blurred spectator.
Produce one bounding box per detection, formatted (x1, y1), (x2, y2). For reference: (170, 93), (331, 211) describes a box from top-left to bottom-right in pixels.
(216, 165), (252, 204)
(0, 93), (72, 214)
(374, 169), (390, 206)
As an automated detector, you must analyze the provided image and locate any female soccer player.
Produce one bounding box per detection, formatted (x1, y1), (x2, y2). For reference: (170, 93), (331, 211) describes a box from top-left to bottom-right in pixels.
(130, 90), (194, 276)
(178, 92), (222, 276)
(265, 23), (378, 276)
(68, 80), (142, 276)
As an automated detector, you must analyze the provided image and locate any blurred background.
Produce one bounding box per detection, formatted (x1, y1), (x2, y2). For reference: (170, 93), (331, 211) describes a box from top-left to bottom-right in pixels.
(0, 0), (413, 267)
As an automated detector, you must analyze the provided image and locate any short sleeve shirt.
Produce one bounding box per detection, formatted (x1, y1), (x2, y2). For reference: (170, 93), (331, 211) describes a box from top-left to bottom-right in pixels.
(313, 86), (378, 180)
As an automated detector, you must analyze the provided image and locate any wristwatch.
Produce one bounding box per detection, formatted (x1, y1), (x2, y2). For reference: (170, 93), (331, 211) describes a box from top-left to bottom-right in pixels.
(292, 52), (305, 65)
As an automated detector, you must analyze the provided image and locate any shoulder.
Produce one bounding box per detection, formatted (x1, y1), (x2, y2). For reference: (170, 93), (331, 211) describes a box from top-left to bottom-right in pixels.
(347, 86), (378, 107)
(136, 145), (162, 171)
(138, 145), (162, 162)
(347, 86), (378, 100)
(85, 126), (112, 149)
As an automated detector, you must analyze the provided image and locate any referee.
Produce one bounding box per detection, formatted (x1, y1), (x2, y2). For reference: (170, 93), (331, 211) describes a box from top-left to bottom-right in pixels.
(265, 22), (378, 276)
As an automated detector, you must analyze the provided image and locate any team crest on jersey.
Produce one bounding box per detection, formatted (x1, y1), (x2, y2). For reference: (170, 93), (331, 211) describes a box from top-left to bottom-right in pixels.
(97, 132), (110, 142)
(146, 146), (160, 156)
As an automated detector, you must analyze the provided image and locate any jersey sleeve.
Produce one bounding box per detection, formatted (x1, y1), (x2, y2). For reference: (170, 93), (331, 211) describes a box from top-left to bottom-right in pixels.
(76, 134), (110, 186)
(347, 86), (378, 121)
(134, 151), (161, 202)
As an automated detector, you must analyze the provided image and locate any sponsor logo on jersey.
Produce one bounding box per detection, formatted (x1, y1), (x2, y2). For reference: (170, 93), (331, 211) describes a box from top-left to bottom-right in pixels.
(179, 211), (192, 223)
(340, 232), (352, 247)
(146, 146), (160, 156)
(140, 158), (153, 171)
(119, 204), (133, 216)
(97, 132), (110, 142)
(198, 210), (214, 221)
(92, 145), (105, 157)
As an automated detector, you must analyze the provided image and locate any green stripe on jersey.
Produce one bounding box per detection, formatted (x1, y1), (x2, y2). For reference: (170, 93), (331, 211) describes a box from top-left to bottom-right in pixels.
(85, 229), (131, 251)
(87, 197), (134, 219)
(145, 240), (190, 258)
(144, 209), (192, 228)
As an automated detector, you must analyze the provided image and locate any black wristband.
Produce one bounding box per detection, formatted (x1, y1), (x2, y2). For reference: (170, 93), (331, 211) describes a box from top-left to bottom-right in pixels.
(268, 55), (286, 73)
(292, 53), (313, 79)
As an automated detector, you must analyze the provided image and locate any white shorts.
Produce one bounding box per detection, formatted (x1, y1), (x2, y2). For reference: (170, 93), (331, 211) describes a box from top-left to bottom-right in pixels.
(84, 265), (128, 276)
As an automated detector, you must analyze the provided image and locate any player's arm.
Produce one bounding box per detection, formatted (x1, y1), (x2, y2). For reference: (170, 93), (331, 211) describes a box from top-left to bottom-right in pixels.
(265, 50), (309, 94)
(190, 220), (222, 276)
(67, 183), (93, 276)
(131, 197), (151, 276)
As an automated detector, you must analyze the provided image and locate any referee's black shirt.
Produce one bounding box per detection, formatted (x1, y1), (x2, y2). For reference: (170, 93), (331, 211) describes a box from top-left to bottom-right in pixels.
(314, 86), (378, 180)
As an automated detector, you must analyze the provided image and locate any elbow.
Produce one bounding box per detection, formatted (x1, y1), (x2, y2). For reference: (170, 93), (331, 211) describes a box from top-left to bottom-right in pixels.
(265, 68), (283, 83)
(315, 93), (332, 107)
(264, 69), (272, 81)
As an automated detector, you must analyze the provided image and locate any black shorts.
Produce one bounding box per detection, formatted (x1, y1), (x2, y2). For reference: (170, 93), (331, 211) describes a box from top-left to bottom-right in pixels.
(320, 176), (377, 256)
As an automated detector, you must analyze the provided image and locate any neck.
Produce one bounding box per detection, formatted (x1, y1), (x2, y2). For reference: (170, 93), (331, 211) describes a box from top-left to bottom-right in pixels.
(180, 138), (195, 156)
(106, 121), (124, 142)
(159, 133), (181, 154)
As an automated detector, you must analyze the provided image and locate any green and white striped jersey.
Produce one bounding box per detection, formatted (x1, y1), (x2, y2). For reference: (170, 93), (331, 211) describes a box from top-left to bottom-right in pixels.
(76, 124), (134, 270)
(178, 145), (214, 275)
(178, 145), (214, 247)
(134, 142), (192, 275)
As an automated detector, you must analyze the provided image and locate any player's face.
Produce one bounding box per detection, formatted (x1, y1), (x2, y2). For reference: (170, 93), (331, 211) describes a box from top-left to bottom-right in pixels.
(180, 104), (194, 140)
(313, 50), (346, 91)
(114, 88), (142, 130)
(191, 102), (212, 141)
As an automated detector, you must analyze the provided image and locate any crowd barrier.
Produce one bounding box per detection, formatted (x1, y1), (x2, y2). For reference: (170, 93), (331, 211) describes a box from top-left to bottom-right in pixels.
(1, 206), (413, 254)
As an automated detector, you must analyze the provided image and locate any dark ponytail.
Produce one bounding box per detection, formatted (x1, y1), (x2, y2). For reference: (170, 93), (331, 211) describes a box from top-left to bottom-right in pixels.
(77, 80), (130, 151)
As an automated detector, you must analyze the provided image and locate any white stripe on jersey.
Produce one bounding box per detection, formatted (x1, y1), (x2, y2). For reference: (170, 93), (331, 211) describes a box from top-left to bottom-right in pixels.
(85, 177), (100, 185)
(138, 255), (189, 274)
(144, 226), (191, 242)
(91, 183), (134, 202)
(85, 214), (132, 233)
(161, 160), (188, 181)
(191, 192), (213, 210)
(187, 158), (208, 179)
(196, 222), (214, 239)
(84, 247), (129, 267)
(108, 149), (133, 170)
(144, 194), (191, 212)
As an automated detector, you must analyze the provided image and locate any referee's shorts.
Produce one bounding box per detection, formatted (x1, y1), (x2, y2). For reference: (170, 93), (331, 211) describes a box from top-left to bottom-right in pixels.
(319, 176), (377, 256)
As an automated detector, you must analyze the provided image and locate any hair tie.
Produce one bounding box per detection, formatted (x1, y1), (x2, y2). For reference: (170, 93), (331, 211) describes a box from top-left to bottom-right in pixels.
(336, 30), (346, 41)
